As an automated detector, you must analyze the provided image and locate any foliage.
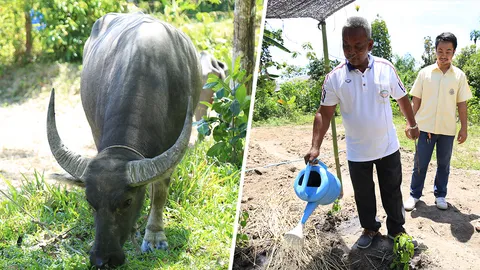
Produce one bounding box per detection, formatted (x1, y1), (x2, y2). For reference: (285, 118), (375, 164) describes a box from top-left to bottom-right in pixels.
(371, 15), (392, 61)
(197, 56), (251, 168)
(390, 233), (415, 270)
(136, 0), (234, 17)
(327, 199), (341, 216)
(453, 45), (477, 71)
(37, 0), (124, 62)
(282, 64), (307, 79)
(302, 42), (340, 82)
(421, 36), (436, 68)
(393, 53), (418, 90)
(0, 1), (43, 74)
(0, 139), (239, 269)
(470, 30), (480, 45)
(0, 0), (234, 68)
(453, 45), (480, 124)
(236, 210), (250, 247)
(260, 28), (290, 79)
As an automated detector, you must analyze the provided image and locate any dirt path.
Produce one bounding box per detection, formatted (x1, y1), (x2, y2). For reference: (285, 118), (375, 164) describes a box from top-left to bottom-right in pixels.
(0, 91), (96, 193)
(235, 125), (480, 269)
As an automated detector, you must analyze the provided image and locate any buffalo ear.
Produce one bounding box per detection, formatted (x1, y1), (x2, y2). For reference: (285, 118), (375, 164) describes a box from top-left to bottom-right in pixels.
(49, 173), (86, 188)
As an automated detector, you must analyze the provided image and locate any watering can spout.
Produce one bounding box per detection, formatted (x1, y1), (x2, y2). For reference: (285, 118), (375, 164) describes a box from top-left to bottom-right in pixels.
(301, 201), (320, 224)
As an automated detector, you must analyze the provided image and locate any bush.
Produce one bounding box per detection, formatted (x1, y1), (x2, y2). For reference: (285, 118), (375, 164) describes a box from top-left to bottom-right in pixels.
(468, 96), (480, 124)
(38, 0), (125, 62)
(197, 56), (251, 168)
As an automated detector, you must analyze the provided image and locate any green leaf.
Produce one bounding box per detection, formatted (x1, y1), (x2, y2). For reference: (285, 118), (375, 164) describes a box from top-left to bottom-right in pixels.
(197, 121), (211, 136)
(203, 81), (218, 89)
(229, 100), (241, 116)
(207, 141), (228, 157)
(215, 88), (225, 99)
(263, 35), (291, 53)
(213, 123), (228, 142)
(199, 101), (212, 109)
(235, 84), (247, 103)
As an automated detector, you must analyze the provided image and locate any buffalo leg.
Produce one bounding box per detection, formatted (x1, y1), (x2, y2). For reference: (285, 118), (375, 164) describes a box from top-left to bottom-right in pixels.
(141, 176), (170, 252)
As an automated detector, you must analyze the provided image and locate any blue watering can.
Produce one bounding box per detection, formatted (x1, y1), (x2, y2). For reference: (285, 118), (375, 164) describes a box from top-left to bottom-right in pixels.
(285, 159), (341, 245)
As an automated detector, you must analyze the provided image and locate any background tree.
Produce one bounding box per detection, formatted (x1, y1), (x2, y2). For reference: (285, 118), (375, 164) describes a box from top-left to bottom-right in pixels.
(470, 29), (480, 45)
(371, 15), (392, 61)
(234, 0), (255, 95)
(393, 53), (418, 89)
(454, 45), (477, 70)
(259, 28), (289, 80)
(421, 36), (436, 67)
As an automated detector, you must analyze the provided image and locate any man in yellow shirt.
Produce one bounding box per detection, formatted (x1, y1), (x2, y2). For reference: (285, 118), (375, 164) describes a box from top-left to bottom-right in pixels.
(404, 32), (472, 211)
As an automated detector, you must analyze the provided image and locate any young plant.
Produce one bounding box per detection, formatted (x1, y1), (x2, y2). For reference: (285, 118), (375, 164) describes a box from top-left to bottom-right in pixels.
(390, 233), (415, 270)
(236, 210), (249, 247)
(197, 55), (252, 168)
(327, 198), (341, 216)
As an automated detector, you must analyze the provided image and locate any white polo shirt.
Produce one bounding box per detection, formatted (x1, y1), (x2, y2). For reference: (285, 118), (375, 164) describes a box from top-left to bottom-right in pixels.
(321, 55), (407, 162)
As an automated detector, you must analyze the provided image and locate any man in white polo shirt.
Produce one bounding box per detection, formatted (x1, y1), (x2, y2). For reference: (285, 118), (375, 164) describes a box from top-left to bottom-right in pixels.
(404, 32), (472, 211)
(304, 16), (419, 249)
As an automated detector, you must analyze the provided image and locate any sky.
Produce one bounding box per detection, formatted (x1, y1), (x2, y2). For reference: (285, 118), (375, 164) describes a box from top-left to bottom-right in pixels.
(266, 0), (480, 71)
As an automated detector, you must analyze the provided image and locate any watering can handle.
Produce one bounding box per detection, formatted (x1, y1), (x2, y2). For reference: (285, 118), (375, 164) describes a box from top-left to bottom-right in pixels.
(303, 158), (318, 189)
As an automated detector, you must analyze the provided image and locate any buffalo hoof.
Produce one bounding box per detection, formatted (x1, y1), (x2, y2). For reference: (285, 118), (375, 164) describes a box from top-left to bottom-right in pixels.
(141, 239), (168, 252)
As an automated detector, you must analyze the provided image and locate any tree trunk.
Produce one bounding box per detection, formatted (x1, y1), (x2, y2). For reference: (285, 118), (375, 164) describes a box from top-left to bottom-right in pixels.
(233, 0), (255, 95)
(24, 10), (32, 63)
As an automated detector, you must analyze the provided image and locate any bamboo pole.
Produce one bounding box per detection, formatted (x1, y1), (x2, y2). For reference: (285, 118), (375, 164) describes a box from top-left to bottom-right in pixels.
(320, 21), (343, 198)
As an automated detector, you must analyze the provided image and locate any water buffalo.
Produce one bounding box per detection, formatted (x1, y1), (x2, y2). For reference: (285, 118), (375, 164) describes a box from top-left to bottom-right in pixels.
(47, 12), (212, 268)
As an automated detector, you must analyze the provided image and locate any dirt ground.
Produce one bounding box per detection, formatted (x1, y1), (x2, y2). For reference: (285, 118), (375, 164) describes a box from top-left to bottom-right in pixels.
(0, 91), (97, 192)
(234, 125), (480, 270)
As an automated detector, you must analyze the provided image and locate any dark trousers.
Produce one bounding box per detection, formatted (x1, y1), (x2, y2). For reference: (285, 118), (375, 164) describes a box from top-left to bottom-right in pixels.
(410, 131), (455, 199)
(348, 150), (405, 235)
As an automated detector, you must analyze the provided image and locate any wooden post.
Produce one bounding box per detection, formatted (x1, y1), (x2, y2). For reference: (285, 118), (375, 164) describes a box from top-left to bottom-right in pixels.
(320, 20), (343, 198)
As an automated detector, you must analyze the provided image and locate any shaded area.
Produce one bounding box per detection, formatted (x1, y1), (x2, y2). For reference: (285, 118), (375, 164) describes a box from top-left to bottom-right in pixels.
(0, 62), (81, 106)
(411, 201), (480, 243)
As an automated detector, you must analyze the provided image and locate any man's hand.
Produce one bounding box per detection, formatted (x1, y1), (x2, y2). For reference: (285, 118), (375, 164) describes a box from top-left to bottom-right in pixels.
(457, 127), (467, 144)
(405, 126), (420, 140)
(304, 147), (320, 165)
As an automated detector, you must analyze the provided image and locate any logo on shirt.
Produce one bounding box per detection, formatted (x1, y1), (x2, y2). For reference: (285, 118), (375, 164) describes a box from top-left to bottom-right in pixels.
(345, 79), (352, 83)
(449, 89), (455, 95)
(379, 89), (389, 98)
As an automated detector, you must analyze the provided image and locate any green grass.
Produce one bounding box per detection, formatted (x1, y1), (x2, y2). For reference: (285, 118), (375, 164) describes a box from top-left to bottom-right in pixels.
(252, 113), (317, 127)
(0, 140), (239, 269)
(393, 116), (480, 170)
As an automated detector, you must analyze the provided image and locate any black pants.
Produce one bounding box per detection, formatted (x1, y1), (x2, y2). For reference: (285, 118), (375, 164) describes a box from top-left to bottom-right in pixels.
(348, 150), (405, 235)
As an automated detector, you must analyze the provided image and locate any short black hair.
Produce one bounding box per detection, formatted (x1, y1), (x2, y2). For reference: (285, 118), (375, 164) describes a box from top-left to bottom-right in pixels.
(435, 32), (457, 50)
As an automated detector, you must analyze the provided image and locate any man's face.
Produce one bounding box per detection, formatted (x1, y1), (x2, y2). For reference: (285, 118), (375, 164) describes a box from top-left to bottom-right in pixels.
(342, 27), (373, 67)
(436, 41), (455, 67)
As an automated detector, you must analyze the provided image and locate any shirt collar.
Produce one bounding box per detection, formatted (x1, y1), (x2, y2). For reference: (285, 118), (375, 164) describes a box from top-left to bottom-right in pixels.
(434, 62), (454, 73)
(346, 54), (374, 72)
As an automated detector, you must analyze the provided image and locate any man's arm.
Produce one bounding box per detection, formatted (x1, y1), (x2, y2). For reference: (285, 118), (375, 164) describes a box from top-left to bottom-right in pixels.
(397, 95), (419, 139)
(304, 105), (336, 163)
(412, 96), (421, 116)
(457, 101), (468, 144)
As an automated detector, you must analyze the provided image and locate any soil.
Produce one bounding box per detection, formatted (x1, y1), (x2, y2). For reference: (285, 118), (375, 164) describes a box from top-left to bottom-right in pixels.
(233, 125), (480, 270)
